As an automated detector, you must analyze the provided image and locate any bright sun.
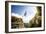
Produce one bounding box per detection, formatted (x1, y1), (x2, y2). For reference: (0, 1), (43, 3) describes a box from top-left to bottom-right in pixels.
(22, 7), (37, 23)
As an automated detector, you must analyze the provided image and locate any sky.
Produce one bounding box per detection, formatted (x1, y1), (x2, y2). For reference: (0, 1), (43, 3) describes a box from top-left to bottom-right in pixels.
(11, 5), (37, 23)
(11, 5), (26, 16)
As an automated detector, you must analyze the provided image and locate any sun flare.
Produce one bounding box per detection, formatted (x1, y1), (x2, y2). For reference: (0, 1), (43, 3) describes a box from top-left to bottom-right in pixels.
(11, 7), (37, 23)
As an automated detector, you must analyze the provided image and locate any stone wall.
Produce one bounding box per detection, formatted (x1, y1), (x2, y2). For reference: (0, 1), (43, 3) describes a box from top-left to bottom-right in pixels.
(11, 16), (24, 28)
